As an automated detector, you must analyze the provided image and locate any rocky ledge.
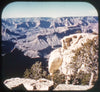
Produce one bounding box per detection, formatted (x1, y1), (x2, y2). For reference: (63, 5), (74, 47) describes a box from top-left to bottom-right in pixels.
(3, 77), (93, 91)
(54, 84), (93, 91)
(4, 77), (53, 91)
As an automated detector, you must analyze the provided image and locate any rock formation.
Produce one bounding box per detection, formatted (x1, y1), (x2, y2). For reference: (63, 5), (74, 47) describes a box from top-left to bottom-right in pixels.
(3, 33), (98, 90)
(2, 17), (98, 58)
(48, 48), (63, 74)
(3, 77), (94, 91)
(48, 33), (98, 84)
(54, 84), (93, 91)
(4, 77), (54, 91)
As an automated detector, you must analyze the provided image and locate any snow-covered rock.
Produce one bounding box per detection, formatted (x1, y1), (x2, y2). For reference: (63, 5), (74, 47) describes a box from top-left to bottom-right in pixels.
(3, 77), (53, 91)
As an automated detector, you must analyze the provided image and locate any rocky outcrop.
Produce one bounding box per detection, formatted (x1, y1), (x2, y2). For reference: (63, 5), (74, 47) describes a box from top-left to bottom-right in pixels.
(48, 48), (63, 74)
(4, 77), (94, 91)
(60, 33), (98, 75)
(4, 77), (53, 91)
(36, 78), (53, 90)
(48, 33), (98, 84)
(54, 84), (93, 90)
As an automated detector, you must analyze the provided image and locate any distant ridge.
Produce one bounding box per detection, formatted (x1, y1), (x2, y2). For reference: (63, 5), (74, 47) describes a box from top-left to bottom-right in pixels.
(1, 16), (98, 58)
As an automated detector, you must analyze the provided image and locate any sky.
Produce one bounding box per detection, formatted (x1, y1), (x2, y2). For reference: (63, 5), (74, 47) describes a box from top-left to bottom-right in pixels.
(2, 2), (98, 18)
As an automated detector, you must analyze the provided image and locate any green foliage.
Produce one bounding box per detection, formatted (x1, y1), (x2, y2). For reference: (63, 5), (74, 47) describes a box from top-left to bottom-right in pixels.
(23, 62), (65, 88)
(74, 71), (91, 85)
(23, 69), (31, 78)
(23, 61), (48, 80)
(73, 37), (98, 71)
(52, 70), (65, 88)
(81, 73), (91, 85)
(23, 36), (98, 86)
(72, 36), (98, 85)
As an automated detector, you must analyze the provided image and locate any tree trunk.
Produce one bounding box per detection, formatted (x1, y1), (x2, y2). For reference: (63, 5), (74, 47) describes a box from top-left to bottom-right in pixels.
(89, 72), (94, 86)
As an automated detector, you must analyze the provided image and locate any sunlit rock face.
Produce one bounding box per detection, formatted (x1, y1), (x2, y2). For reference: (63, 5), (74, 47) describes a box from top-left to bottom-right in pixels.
(48, 33), (98, 79)
(4, 78), (36, 91)
(54, 84), (93, 91)
(61, 33), (97, 50)
(60, 33), (98, 75)
(48, 48), (63, 74)
(4, 77), (54, 91)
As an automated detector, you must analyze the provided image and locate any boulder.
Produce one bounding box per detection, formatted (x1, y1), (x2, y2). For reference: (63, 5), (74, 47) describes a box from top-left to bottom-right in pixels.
(3, 78), (36, 91)
(36, 78), (54, 90)
(48, 48), (63, 75)
(22, 78), (36, 91)
(3, 77), (24, 89)
(3, 77), (54, 91)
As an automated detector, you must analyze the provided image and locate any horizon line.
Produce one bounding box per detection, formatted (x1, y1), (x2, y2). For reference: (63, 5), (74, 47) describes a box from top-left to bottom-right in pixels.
(2, 15), (98, 19)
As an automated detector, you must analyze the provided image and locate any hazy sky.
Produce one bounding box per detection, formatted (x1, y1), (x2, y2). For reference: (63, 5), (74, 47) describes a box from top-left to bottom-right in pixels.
(2, 2), (98, 18)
